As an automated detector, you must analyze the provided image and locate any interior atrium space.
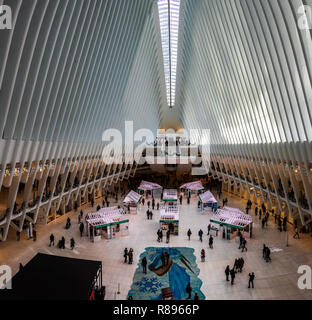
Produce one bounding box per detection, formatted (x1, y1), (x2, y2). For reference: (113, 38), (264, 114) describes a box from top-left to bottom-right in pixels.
(0, 0), (312, 304)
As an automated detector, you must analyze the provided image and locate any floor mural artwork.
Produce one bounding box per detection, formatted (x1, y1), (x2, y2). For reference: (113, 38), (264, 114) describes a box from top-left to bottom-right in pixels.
(128, 247), (205, 300)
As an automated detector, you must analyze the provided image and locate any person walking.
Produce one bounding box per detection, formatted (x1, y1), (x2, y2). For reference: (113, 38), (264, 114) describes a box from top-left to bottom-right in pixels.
(49, 233), (55, 246)
(146, 209), (150, 220)
(152, 198), (155, 210)
(187, 229), (192, 240)
(142, 197), (145, 206)
(230, 268), (236, 285)
(147, 201), (150, 209)
(248, 272), (255, 288)
(179, 195), (183, 205)
(70, 238), (75, 250)
(124, 248), (129, 263)
(198, 229), (203, 242)
(201, 249), (205, 262)
(207, 224), (211, 235)
(142, 257), (147, 274)
(225, 265), (230, 281)
(79, 222), (84, 237)
(293, 227), (300, 239)
(209, 235), (214, 249)
(150, 211), (153, 220)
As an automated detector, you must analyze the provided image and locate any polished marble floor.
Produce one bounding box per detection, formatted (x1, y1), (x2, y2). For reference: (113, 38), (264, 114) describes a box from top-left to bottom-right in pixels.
(1, 192), (312, 300)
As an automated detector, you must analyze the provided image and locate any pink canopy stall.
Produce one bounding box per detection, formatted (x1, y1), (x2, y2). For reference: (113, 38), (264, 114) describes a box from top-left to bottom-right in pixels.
(210, 206), (253, 240)
(180, 181), (204, 191)
(199, 190), (218, 212)
(123, 190), (142, 214)
(138, 180), (163, 191)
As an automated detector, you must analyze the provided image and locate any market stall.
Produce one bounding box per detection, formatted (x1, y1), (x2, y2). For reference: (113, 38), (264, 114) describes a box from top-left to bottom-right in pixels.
(159, 203), (179, 235)
(86, 207), (129, 242)
(123, 190), (142, 214)
(199, 190), (218, 212)
(138, 180), (163, 198)
(163, 189), (178, 202)
(180, 181), (204, 197)
(210, 206), (253, 240)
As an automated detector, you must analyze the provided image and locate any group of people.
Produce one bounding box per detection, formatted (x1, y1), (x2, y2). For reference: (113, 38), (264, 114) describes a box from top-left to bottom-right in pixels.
(146, 209), (153, 220)
(49, 234), (75, 250)
(233, 257), (245, 273)
(225, 263), (255, 288)
(263, 244), (271, 262)
(157, 228), (170, 243)
(123, 248), (134, 264)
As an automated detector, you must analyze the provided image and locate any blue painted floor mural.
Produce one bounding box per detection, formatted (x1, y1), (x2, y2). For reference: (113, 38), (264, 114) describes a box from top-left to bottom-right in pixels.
(128, 247), (205, 300)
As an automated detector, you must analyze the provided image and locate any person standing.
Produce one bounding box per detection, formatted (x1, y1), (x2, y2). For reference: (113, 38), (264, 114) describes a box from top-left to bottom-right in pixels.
(70, 238), (75, 250)
(186, 282), (192, 299)
(142, 257), (147, 274)
(207, 224), (211, 235)
(61, 237), (65, 249)
(255, 207), (258, 216)
(147, 201), (150, 209)
(166, 229), (170, 243)
(157, 202), (160, 210)
(146, 209), (150, 220)
(248, 272), (255, 288)
(187, 229), (192, 240)
(179, 195), (183, 205)
(49, 234), (55, 246)
(142, 197), (145, 206)
(230, 268), (236, 285)
(128, 249), (133, 264)
(225, 265), (230, 281)
(241, 239), (247, 252)
(124, 248), (129, 263)
(194, 293), (200, 301)
(201, 249), (205, 262)
(152, 198), (155, 210)
(293, 227), (300, 239)
(150, 211), (153, 220)
(160, 229), (163, 243)
(33, 229), (37, 242)
(209, 236), (214, 249)
(79, 222), (84, 237)
(198, 229), (203, 242)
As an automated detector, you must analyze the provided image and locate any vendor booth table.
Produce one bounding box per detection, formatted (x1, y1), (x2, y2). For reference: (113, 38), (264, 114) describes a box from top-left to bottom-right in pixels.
(180, 181), (204, 197)
(163, 189), (178, 202)
(199, 190), (218, 212)
(210, 206), (253, 240)
(123, 190), (142, 214)
(159, 203), (179, 235)
(86, 207), (129, 241)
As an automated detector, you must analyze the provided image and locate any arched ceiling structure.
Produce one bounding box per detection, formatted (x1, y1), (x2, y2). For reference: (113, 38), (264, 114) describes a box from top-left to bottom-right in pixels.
(0, 0), (311, 241)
